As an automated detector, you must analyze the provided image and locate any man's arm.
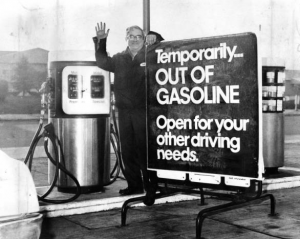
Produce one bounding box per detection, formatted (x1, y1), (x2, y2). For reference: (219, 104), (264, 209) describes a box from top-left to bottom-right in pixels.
(93, 22), (115, 72)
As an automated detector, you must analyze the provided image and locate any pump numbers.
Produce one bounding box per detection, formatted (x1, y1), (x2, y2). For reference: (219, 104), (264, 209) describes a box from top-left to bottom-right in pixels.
(68, 74), (104, 99)
(91, 75), (104, 98)
(68, 74), (80, 99)
(62, 66), (110, 115)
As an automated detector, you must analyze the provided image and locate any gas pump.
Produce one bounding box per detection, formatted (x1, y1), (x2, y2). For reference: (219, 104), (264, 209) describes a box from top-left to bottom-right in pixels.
(24, 50), (123, 204)
(47, 50), (111, 194)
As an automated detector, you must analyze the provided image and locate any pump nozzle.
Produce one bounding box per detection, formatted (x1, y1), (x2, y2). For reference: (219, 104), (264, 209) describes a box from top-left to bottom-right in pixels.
(39, 81), (49, 107)
(39, 77), (54, 109)
(111, 91), (116, 110)
(39, 78), (53, 119)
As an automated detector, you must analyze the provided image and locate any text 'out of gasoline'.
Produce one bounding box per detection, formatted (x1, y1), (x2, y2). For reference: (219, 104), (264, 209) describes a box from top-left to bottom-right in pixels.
(153, 43), (247, 162)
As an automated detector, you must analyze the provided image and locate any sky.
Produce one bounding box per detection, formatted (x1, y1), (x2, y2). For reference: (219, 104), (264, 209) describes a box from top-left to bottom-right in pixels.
(0, 0), (300, 69)
(0, 0), (143, 53)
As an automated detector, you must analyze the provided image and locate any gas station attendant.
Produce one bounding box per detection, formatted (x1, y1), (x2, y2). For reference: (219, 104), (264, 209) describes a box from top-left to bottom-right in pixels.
(93, 22), (163, 197)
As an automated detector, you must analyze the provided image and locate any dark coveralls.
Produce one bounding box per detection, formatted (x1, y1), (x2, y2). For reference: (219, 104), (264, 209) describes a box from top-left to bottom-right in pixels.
(93, 35), (160, 192)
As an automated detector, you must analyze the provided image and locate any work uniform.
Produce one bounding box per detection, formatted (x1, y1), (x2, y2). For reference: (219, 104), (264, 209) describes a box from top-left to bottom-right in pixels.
(93, 35), (158, 192)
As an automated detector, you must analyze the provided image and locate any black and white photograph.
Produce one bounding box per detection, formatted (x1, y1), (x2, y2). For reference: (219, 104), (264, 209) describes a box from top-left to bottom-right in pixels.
(0, 0), (300, 238)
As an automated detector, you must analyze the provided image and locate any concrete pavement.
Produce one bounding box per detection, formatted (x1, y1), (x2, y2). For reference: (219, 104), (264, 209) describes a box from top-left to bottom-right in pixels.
(40, 186), (300, 239)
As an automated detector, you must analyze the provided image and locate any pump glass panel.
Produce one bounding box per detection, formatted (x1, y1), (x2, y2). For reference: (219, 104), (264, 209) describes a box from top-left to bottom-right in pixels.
(62, 66), (110, 115)
(68, 74), (80, 99)
(91, 75), (104, 98)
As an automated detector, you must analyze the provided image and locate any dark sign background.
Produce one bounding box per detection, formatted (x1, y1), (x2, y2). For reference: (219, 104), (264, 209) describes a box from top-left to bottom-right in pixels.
(147, 33), (259, 178)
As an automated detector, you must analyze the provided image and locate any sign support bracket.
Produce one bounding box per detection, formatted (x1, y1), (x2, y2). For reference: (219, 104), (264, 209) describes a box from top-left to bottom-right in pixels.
(120, 180), (276, 239)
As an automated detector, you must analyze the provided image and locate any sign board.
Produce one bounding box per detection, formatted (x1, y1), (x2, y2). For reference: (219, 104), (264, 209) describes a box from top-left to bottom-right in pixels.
(146, 33), (263, 187)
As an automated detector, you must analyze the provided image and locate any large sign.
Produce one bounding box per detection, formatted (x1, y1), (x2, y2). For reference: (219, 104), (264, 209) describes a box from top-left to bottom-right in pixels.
(147, 33), (263, 187)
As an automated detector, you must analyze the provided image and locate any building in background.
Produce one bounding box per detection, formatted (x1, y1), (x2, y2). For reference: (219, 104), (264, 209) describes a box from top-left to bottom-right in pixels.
(0, 48), (48, 93)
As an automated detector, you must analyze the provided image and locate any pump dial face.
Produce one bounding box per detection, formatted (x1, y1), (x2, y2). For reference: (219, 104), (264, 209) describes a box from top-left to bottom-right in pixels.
(91, 75), (104, 98)
(68, 74), (80, 99)
(62, 66), (110, 115)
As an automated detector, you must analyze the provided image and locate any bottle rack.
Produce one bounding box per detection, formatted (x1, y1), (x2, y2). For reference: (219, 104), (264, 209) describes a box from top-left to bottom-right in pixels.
(262, 66), (285, 113)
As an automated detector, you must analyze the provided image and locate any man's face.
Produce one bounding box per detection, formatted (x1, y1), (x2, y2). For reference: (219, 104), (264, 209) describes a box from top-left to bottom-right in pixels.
(127, 28), (144, 52)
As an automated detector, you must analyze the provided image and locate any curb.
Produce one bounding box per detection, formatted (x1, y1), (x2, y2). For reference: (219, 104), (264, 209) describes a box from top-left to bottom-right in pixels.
(38, 191), (200, 218)
(38, 166), (300, 218)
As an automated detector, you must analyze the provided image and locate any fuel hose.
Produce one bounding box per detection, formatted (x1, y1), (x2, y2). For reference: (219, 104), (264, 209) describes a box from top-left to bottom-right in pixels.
(24, 120), (81, 204)
(24, 103), (125, 203)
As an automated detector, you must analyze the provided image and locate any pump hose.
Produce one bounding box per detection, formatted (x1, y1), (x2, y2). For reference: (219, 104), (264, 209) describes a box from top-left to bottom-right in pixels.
(24, 117), (44, 167)
(42, 137), (81, 204)
(25, 133), (60, 200)
(105, 126), (125, 185)
(24, 106), (125, 202)
(111, 105), (125, 176)
(24, 120), (81, 204)
(103, 107), (125, 186)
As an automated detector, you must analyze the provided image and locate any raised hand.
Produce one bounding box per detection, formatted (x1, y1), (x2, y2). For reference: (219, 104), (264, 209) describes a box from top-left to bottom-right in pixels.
(95, 22), (110, 41)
